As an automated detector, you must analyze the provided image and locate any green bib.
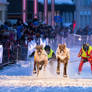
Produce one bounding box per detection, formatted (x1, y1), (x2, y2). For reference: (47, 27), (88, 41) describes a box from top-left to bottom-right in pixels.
(81, 46), (92, 58)
(48, 49), (54, 59)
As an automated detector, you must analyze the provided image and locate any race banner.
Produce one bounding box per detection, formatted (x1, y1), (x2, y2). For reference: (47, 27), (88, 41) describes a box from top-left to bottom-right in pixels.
(0, 45), (3, 64)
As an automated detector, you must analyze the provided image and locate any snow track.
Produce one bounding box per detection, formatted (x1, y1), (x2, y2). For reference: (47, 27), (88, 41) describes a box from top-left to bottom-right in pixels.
(0, 76), (92, 87)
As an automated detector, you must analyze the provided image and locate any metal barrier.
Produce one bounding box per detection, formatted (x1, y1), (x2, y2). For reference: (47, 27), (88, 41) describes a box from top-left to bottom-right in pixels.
(2, 42), (16, 66)
(0, 40), (28, 67)
(17, 44), (28, 61)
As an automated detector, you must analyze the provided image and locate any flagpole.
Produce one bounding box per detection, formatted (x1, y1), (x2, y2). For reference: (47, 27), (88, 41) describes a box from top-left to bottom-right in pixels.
(22, 0), (27, 23)
(34, 0), (38, 19)
(44, 0), (48, 24)
(51, 0), (55, 27)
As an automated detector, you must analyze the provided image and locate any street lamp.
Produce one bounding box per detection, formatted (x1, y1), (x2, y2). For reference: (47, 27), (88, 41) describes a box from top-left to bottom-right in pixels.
(44, 0), (48, 24)
(51, 0), (55, 27)
(22, 0), (27, 23)
(34, 0), (38, 19)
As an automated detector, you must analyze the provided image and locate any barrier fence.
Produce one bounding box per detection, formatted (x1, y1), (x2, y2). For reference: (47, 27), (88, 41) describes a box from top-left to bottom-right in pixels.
(0, 40), (28, 67)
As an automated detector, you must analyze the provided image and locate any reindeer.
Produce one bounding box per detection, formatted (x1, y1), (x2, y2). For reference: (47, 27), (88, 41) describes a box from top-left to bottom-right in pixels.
(33, 45), (48, 76)
(56, 44), (70, 77)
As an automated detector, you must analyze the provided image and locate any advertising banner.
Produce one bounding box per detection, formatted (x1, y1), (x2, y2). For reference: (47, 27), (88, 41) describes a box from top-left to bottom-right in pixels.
(0, 45), (3, 64)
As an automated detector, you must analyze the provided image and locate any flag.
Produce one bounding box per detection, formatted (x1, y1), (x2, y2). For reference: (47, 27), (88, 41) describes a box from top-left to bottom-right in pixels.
(73, 20), (76, 32)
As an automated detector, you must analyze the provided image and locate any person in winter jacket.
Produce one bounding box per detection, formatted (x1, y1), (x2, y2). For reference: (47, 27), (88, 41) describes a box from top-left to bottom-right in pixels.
(78, 43), (92, 74)
(44, 45), (56, 61)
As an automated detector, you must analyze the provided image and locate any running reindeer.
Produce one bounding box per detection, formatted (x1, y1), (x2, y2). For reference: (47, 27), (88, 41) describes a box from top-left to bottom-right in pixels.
(33, 45), (48, 76)
(56, 44), (70, 77)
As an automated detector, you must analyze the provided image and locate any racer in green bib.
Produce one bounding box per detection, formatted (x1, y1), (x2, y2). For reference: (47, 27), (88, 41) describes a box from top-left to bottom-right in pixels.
(44, 45), (56, 61)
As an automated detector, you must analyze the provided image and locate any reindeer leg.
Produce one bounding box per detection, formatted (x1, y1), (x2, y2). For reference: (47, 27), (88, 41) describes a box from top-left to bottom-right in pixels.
(37, 62), (40, 76)
(39, 61), (44, 70)
(57, 58), (60, 75)
(44, 60), (48, 71)
(39, 64), (43, 70)
(33, 61), (37, 74)
(44, 64), (46, 71)
(63, 62), (68, 77)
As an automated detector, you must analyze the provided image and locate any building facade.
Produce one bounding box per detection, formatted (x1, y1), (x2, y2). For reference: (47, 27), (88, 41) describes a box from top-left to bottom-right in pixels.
(0, 0), (9, 24)
(74, 0), (92, 30)
(38, 1), (75, 26)
(7, 0), (75, 26)
(47, 4), (75, 26)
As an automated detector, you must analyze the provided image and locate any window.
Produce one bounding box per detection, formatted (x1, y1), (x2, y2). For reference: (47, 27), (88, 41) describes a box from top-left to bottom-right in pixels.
(70, 12), (73, 23)
(88, 11), (91, 15)
(80, 15), (83, 27)
(62, 12), (66, 23)
(82, 16), (85, 27)
(88, 15), (91, 24)
(62, 12), (73, 23)
(80, 10), (91, 27)
(62, 12), (65, 23)
(84, 0), (91, 6)
(84, 15), (87, 25)
(66, 12), (69, 23)
(0, 11), (2, 21)
(88, 0), (91, 5)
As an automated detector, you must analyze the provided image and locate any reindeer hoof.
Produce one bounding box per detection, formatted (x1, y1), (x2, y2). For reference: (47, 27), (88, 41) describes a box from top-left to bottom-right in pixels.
(33, 70), (36, 74)
(39, 67), (42, 70)
(57, 71), (60, 75)
(63, 75), (67, 77)
(37, 73), (39, 76)
(44, 68), (46, 71)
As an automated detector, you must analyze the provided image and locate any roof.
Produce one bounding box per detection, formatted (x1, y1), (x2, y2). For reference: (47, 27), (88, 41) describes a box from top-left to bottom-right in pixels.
(7, 0), (22, 13)
(39, 0), (74, 5)
(7, 0), (75, 15)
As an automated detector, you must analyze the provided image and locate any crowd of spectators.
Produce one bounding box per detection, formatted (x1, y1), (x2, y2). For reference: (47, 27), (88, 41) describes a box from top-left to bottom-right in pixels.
(76, 26), (92, 36)
(0, 19), (57, 46)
